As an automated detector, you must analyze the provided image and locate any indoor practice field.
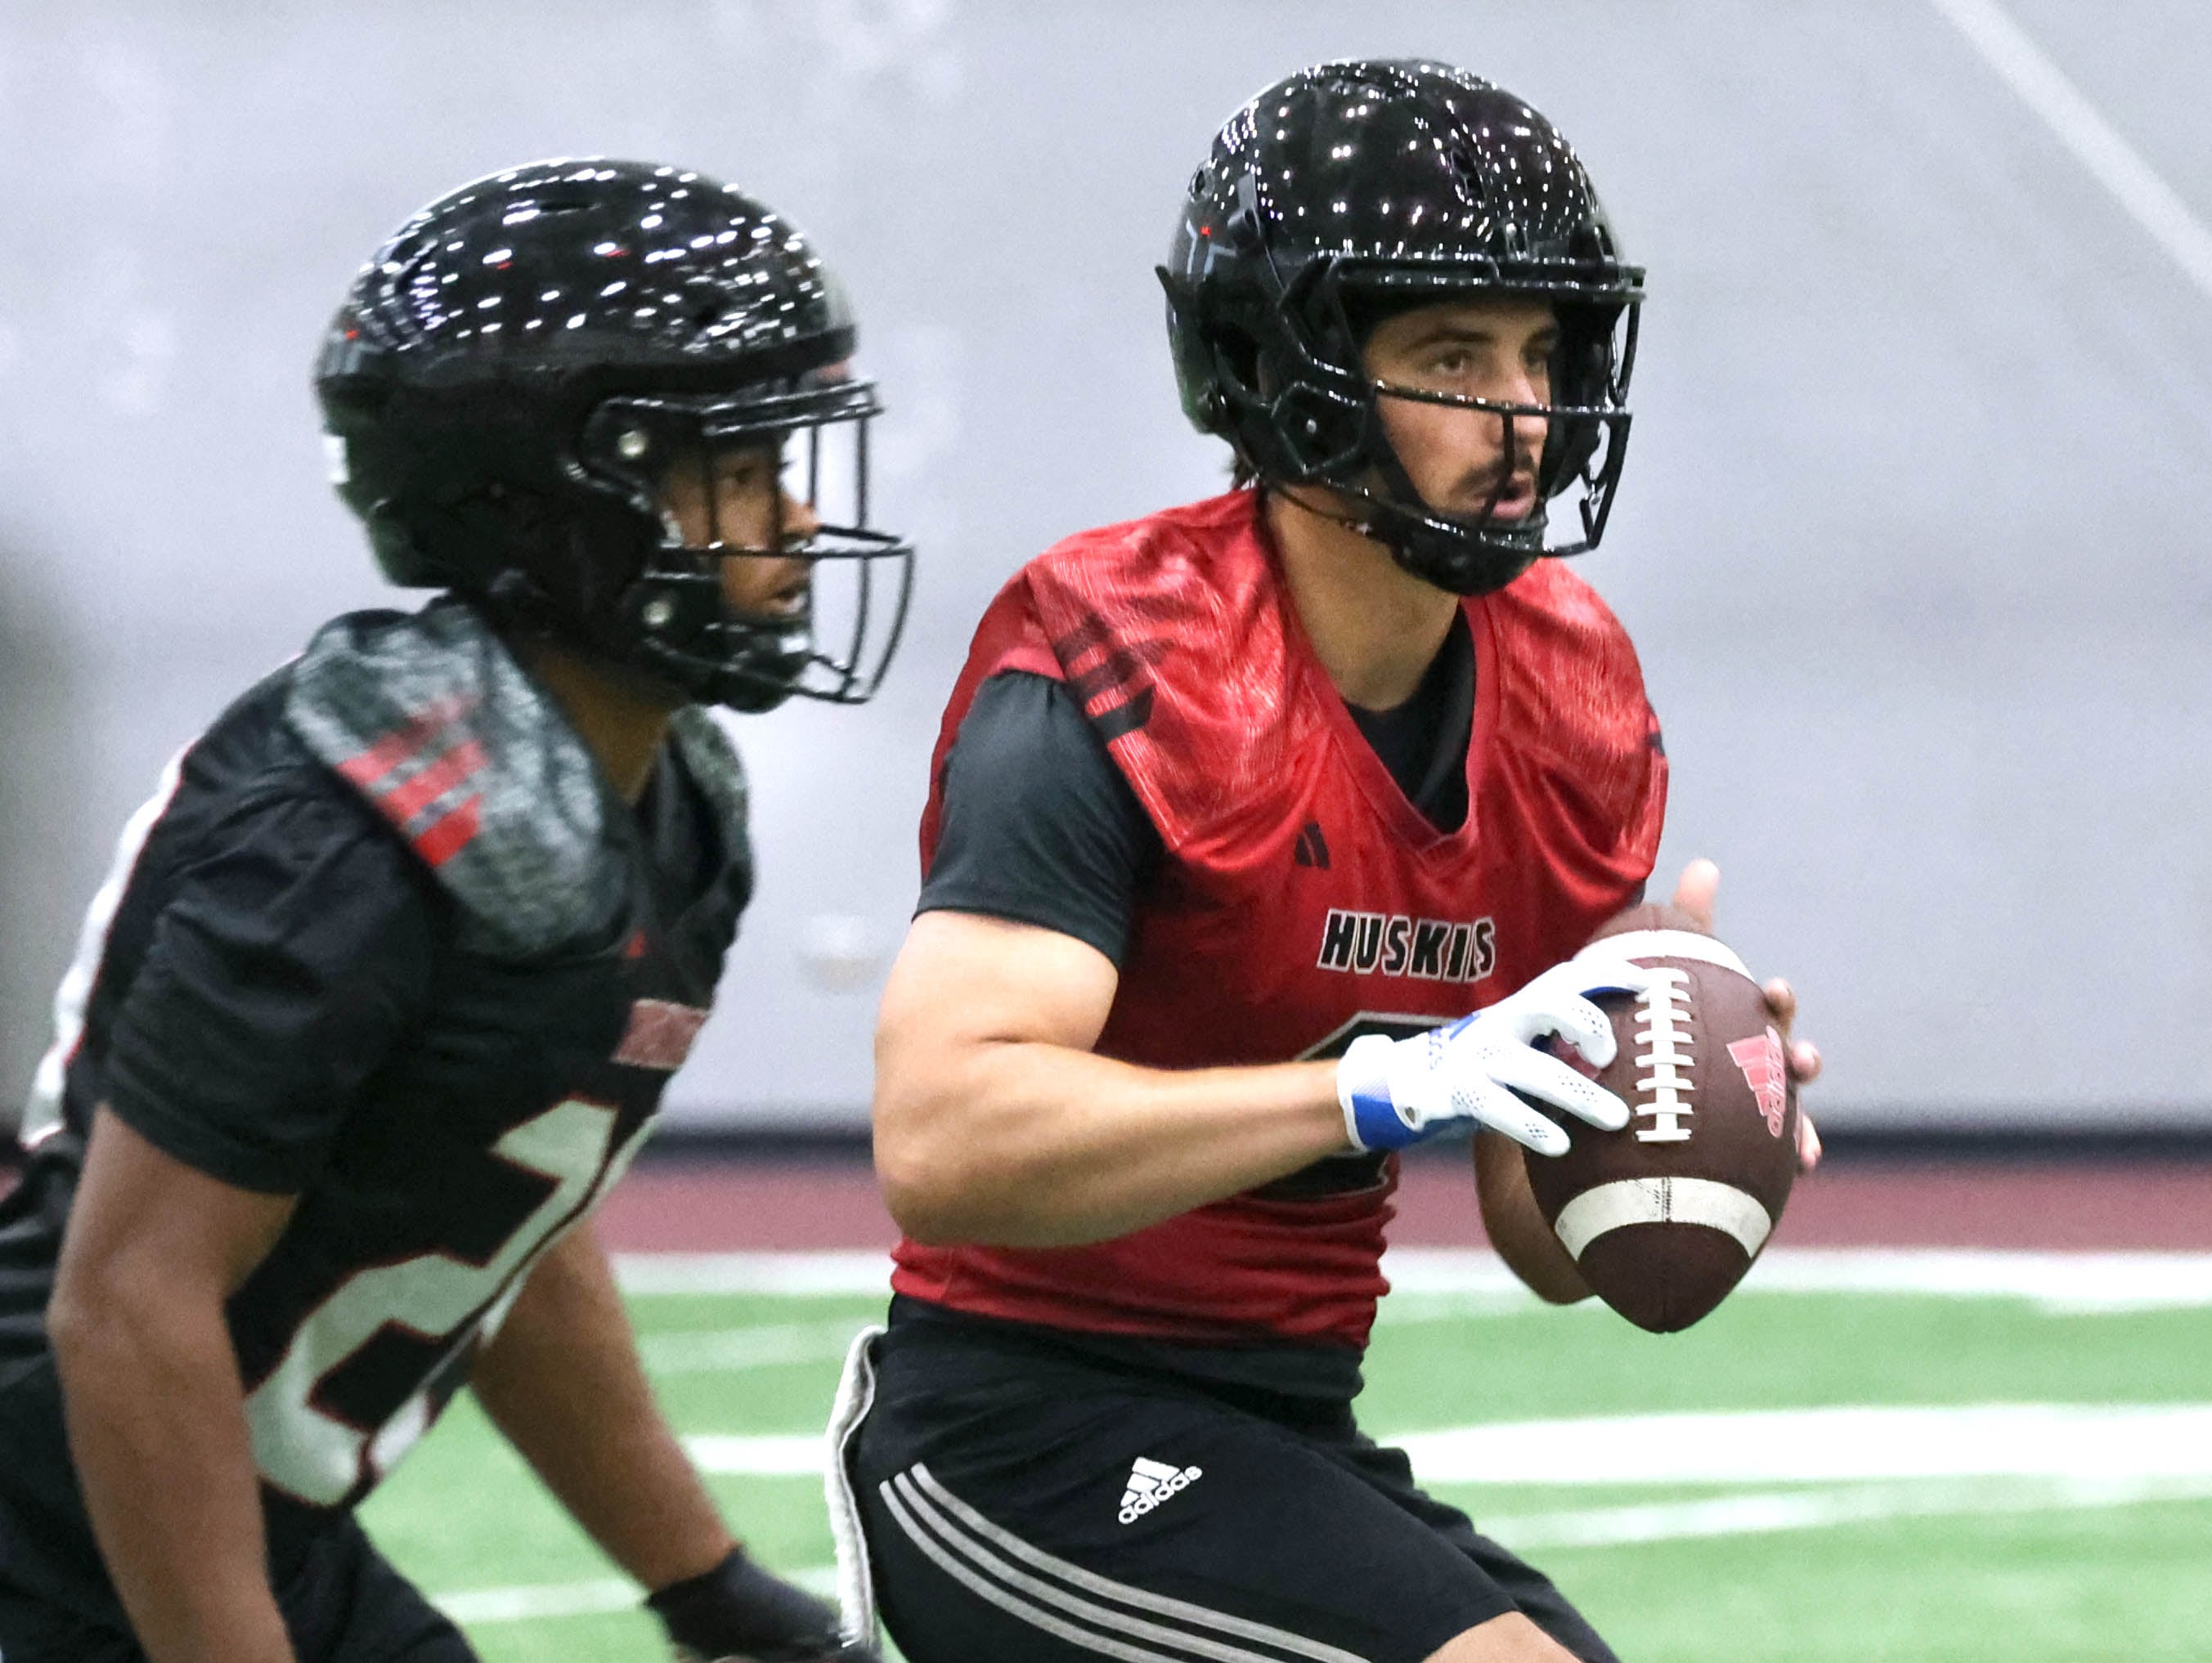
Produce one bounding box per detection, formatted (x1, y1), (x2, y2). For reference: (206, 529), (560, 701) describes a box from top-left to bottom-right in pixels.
(360, 1157), (2212, 1663)
(4, 3), (2212, 1663)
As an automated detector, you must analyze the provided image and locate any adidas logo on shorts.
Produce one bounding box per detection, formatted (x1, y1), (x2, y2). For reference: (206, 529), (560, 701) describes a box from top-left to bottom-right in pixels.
(1117, 1455), (1203, 1525)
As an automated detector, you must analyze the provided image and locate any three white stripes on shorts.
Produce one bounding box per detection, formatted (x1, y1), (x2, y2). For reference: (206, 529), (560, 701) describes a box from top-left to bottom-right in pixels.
(879, 1462), (1371, 1663)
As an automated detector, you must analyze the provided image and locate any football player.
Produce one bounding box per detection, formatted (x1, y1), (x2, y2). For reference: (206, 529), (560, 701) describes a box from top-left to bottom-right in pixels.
(0, 160), (903, 1663)
(840, 61), (1819, 1663)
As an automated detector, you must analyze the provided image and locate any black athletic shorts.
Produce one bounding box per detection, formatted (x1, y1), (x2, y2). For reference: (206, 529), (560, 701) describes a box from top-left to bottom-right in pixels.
(841, 1308), (1617, 1663)
(0, 1513), (478, 1663)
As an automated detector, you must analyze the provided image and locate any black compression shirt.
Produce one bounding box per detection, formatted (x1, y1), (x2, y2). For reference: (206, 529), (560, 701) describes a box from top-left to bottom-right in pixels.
(918, 613), (1474, 958)
(1344, 612), (1473, 834)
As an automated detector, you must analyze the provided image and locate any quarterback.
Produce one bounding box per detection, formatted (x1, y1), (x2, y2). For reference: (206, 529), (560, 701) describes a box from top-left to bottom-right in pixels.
(0, 161), (900, 1663)
(842, 61), (1818, 1663)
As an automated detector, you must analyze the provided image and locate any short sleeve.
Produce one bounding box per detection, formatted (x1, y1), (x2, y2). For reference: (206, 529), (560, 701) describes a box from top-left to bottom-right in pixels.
(101, 779), (438, 1195)
(918, 672), (1161, 966)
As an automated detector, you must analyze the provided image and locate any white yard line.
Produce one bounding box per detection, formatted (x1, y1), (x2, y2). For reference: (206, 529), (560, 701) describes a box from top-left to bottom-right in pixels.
(1927, 0), (2212, 301)
(447, 1244), (2212, 1630)
(1386, 1246), (2212, 1313)
(426, 1473), (2212, 1626)
(684, 1431), (831, 1475)
(616, 1248), (891, 1296)
(1392, 1401), (2212, 1486)
(680, 1401), (2212, 1486)
(613, 1247), (2212, 1311)
(638, 1316), (873, 1374)
(433, 1577), (636, 1625)
(1483, 1471), (2212, 1550)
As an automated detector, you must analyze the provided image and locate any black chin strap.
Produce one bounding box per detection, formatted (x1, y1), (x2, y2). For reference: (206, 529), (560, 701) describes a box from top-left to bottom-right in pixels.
(1269, 480), (1383, 541)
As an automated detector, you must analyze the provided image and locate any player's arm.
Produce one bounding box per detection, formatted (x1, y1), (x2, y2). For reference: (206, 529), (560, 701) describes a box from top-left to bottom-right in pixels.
(472, 1222), (868, 1660)
(875, 908), (1350, 1248)
(47, 784), (437, 1663)
(1471, 1131), (1591, 1304)
(48, 1109), (299, 1663)
(877, 915), (1644, 1248)
(876, 672), (1348, 1246)
(471, 1219), (733, 1588)
(876, 672), (1644, 1249)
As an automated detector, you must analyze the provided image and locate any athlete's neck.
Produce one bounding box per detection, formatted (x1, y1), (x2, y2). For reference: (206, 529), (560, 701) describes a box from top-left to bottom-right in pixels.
(1264, 488), (1461, 711)
(508, 637), (680, 805)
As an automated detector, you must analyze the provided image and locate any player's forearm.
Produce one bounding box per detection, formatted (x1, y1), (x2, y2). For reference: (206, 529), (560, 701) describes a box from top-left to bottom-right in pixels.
(471, 1222), (734, 1593)
(1472, 1130), (1592, 1304)
(875, 1040), (1349, 1248)
(48, 1281), (294, 1663)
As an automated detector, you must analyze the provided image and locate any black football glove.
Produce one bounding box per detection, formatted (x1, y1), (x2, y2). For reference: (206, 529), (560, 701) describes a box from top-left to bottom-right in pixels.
(645, 1548), (879, 1663)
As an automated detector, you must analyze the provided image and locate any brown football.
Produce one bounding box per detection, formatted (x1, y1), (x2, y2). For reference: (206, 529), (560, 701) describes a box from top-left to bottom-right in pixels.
(1521, 904), (1799, 1333)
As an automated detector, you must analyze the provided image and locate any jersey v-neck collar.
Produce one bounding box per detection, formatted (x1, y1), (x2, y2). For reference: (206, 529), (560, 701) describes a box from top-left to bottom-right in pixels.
(1265, 554), (1501, 858)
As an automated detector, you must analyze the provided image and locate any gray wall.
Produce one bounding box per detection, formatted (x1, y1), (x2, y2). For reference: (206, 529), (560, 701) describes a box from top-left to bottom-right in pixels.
(2, 0), (2206, 1133)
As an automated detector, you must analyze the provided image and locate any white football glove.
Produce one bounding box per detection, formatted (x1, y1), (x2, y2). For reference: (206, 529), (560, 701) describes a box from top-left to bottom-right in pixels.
(1334, 955), (1658, 1155)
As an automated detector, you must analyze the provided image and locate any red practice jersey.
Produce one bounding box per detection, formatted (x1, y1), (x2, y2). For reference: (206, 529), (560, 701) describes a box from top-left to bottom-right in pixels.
(894, 490), (1667, 1349)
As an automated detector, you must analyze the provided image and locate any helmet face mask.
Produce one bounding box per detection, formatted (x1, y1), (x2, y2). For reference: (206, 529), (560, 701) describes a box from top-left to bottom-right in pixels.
(316, 159), (913, 712)
(577, 379), (912, 713)
(1160, 61), (1644, 596)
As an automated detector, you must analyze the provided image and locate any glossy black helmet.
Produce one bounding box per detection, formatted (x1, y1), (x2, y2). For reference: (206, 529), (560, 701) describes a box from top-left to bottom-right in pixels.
(1160, 61), (1644, 595)
(316, 159), (912, 712)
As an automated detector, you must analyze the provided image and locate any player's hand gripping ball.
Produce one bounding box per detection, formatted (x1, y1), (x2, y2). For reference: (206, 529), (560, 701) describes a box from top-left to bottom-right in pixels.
(1520, 904), (1801, 1333)
(1335, 956), (1658, 1154)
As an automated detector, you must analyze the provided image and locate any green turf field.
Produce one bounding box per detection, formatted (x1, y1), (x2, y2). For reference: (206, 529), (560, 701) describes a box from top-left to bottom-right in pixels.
(360, 1252), (2212, 1662)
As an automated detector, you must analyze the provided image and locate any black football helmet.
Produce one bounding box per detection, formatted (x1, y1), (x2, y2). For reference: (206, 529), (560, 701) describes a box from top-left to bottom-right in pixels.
(1160, 61), (1644, 595)
(316, 159), (912, 712)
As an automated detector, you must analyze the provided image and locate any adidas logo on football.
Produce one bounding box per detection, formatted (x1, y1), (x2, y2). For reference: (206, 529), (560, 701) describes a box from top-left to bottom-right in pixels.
(1117, 1455), (1203, 1524)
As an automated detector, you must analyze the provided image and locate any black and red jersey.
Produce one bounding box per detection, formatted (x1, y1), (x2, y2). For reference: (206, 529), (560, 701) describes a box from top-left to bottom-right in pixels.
(893, 490), (1666, 1351)
(0, 599), (751, 1624)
